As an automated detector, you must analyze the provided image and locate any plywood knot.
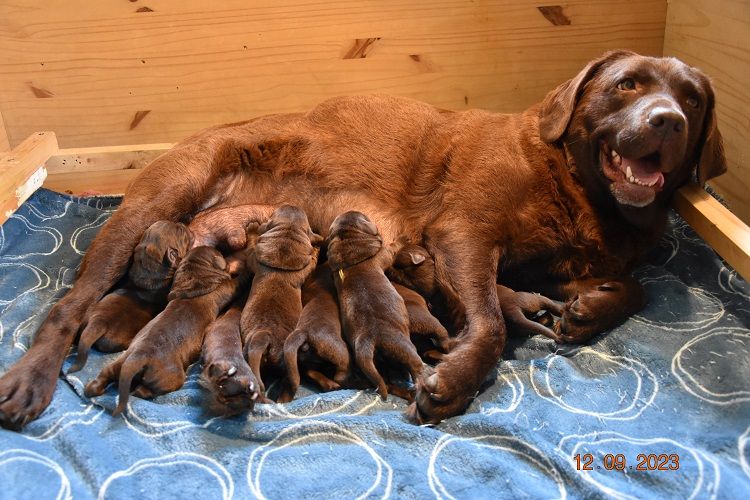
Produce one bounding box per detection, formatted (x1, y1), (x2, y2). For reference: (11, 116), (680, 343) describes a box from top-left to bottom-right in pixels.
(537, 6), (571, 26)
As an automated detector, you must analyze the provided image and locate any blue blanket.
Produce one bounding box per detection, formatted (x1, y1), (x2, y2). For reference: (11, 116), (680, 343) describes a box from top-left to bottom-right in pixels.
(1, 189), (749, 499)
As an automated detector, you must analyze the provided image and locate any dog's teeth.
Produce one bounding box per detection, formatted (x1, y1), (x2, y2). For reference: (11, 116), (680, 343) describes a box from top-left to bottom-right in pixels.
(626, 166), (632, 179)
(227, 366), (237, 376)
(250, 393), (258, 400)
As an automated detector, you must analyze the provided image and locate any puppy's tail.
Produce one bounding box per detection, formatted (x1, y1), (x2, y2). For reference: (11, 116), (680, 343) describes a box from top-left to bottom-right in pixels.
(245, 331), (272, 396)
(113, 358), (147, 417)
(69, 321), (105, 373)
(283, 328), (308, 396)
(354, 338), (388, 401)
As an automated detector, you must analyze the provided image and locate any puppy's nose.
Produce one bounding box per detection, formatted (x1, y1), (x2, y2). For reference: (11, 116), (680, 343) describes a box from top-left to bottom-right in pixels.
(647, 107), (685, 133)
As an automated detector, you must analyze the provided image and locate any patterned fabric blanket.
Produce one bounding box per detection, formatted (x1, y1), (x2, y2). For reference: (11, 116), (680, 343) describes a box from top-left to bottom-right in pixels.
(1, 188), (749, 499)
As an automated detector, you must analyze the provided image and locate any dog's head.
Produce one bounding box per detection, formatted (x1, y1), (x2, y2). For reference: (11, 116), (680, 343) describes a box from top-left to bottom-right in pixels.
(388, 244), (437, 297)
(253, 205), (322, 271)
(539, 50), (725, 219)
(130, 220), (193, 290)
(326, 211), (383, 271)
(168, 246), (230, 300)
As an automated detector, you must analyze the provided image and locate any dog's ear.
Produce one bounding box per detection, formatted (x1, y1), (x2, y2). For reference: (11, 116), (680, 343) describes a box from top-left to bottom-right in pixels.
(695, 95), (727, 185)
(254, 236), (313, 271)
(309, 230), (324, 246)
(168, 248), (230, 300)
(358, 216), (379, 236)
(539, 50), (636, 143)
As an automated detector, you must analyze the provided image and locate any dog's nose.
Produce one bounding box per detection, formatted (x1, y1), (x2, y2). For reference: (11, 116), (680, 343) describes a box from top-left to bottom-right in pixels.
(647, 107), (685, 133)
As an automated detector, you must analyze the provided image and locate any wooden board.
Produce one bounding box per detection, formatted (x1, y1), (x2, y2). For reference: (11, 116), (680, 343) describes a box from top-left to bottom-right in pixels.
(46, 143), (172, 174)
(663, 0), (750, 225)
(44, 169), (140, 196)
(0, 132), (58, 225)
(673, 184), (750, 282)
(0, 110), (9, 152)
(0, 0), (666, 148)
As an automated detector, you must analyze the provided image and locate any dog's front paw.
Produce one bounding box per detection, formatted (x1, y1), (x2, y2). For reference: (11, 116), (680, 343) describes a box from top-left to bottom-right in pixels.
(0, 355), (58, 430)
(406, 363), (475, 425)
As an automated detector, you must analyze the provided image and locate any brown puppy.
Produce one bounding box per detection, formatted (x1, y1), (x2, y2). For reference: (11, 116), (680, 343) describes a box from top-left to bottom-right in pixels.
(241, 205), (322, 402)
(84, 246), (241, 415)
(2, 52), (725, 428)
(327, 211), (424, 400)
(70, 221), (193, 372)
(201, 298), (260, 413)
(283, 263), (349, 397)
(387, 244), (455, 359)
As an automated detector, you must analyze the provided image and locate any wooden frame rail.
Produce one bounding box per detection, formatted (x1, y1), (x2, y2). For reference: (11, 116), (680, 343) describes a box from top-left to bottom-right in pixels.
(2, 134), (749, 282)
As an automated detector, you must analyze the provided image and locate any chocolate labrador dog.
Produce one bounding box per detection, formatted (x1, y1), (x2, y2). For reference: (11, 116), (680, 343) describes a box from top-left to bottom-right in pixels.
(0, 50), (724, 428)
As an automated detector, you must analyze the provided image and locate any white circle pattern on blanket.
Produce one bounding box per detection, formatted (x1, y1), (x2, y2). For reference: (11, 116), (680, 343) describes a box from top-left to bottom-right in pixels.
(632, 274), (724, 331)
(672, 327), (750, 405)
(530, 347), (658, 420)
(428, 434), (566, 500)
(247, 420), (392, 500)
(0, 449), (72, 500)
(98, 452), (233, 500)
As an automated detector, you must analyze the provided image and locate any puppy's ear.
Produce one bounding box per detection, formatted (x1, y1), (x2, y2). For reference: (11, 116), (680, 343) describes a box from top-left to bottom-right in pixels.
(358, 216), (379, 236)
(168, 248), (230, 300)
(409, 252), (426, 265)
(539, 50), (636, 143)
(696, 101), (727, 186)
(254, 236), (313, 271)
(309, 231), (324, 246)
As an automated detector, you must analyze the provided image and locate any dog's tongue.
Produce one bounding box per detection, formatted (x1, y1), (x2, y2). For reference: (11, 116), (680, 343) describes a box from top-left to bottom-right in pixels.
(620, 155), (664, 188)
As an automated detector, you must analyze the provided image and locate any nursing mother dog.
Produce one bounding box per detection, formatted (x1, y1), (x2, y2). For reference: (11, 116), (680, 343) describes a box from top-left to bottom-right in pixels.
(0, 50), (725, 428)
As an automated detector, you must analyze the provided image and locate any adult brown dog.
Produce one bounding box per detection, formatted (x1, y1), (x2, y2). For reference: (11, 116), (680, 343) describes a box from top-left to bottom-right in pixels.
(0, 50), (725, 428)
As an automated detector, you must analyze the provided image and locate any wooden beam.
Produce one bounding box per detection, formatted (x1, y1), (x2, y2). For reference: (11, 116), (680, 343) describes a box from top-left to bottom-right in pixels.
(46, 143), (173, 174)
(673, 184), (750, 282)
(0, 131), (58, 226)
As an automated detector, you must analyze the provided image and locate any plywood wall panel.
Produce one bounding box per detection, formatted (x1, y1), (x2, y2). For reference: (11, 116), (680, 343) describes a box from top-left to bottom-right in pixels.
(0, 1), (666, 148)
(664, 0), (750, 224)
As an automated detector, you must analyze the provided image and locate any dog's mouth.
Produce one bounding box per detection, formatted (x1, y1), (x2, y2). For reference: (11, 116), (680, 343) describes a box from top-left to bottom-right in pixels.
(600, 142), (665, 208)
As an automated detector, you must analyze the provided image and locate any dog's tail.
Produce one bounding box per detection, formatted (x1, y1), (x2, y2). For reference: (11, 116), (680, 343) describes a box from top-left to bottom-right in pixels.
(283, 328), (309, 396)
(354, 338), (388, 400)
(69, 321), (106, 373)
(113, 358), (147, 417)
(245, 331), (272, 396)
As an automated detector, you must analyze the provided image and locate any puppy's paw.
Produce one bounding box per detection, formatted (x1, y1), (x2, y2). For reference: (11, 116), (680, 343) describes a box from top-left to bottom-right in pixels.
(0, 358), (57, 430)
(204, 360), (259, 412)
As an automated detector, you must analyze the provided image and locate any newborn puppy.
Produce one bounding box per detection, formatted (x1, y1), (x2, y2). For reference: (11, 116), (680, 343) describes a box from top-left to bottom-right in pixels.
(327, 211), (424, 400)
(188, 204), (277, 251)
(84, 246), (242, 415)
(242, 205), (322, 402)
(283, 263), (350, 397)
(388, 244), (455, 360)
(201, 297), (260, 413)
(70, 220), (193, 372)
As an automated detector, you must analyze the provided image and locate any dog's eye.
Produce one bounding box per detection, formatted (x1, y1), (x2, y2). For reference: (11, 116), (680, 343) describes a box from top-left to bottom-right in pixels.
(686, 96), (699, 108)
(616, 78), (636, 91)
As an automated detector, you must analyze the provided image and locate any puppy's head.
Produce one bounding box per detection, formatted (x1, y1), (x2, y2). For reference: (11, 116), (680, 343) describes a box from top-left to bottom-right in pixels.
(253, 205), (322, 271)
(539, 51), (725, 220)
(388, 244), (437, 296)
(326, 211), (383, 271)
(168, 246), (230, 300)
(130, 221), (193, 290)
